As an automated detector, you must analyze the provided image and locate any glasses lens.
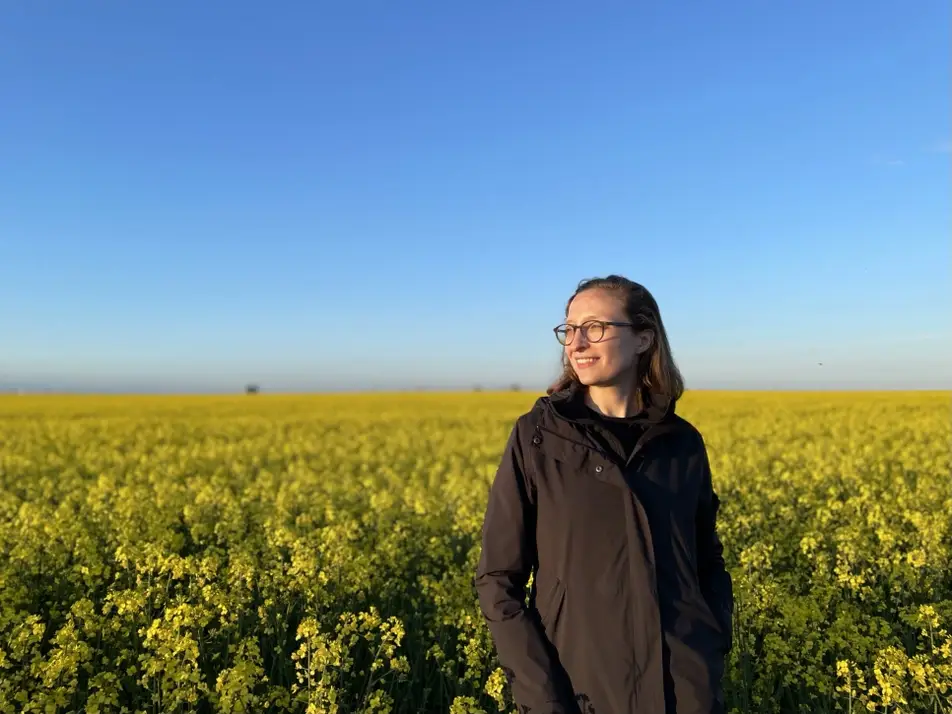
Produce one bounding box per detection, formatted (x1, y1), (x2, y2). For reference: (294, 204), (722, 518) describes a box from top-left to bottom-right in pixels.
(555, 326), (573, 345)
(585, 321), (605, 342)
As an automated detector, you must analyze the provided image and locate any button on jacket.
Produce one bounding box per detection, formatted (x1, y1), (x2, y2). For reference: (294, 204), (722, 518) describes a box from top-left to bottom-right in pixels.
(474, 383), (733, 714)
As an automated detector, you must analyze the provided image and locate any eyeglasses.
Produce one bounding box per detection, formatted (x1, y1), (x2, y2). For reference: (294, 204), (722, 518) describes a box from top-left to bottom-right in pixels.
(553, 320), (635, 346)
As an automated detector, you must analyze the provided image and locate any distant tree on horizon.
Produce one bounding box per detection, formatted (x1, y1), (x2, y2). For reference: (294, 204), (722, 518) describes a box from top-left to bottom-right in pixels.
(245, 384), (260, 394)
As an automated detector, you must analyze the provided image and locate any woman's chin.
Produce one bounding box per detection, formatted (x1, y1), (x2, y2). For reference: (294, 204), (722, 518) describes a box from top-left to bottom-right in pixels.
(576, 367), (629, 388)
(576, 370), (610, 386)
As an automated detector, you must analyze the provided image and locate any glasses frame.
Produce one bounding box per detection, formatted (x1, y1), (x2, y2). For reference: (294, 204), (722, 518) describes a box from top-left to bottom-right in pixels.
(553, 319), (636, 346)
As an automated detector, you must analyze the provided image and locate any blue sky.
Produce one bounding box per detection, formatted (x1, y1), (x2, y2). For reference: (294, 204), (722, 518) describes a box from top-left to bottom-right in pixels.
(2, 1), (949, 392)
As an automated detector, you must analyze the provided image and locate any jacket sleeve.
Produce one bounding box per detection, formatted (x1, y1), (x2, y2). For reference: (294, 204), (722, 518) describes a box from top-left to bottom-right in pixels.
(474, 419), (574, 714)
(695, 440), (734, 653)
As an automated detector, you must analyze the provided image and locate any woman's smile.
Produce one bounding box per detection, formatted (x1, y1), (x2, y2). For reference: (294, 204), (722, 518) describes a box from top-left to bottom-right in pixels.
(574, 356), (600, 369)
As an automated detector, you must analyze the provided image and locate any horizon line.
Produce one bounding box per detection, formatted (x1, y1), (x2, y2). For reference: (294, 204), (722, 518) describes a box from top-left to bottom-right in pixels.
(1, 386), (949, 397)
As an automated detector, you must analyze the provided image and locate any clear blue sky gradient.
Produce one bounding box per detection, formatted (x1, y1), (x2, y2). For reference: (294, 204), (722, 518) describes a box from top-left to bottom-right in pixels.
(2, 1), (949, 392)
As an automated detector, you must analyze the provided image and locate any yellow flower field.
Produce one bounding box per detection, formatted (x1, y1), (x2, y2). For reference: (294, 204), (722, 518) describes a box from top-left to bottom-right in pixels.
(0, 391), (949, 713)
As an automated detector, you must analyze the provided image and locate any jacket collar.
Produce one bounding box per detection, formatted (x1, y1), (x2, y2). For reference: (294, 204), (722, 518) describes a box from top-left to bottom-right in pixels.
(544, 380), (675, 427)
(531, 382), (680, 484)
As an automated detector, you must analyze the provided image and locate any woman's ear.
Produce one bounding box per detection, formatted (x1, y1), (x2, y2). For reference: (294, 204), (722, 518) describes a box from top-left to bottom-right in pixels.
(635, 330), (654, 354)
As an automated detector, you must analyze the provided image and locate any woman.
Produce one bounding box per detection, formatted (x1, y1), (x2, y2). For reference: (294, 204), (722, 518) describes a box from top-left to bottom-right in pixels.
(474, 275), (733, 714)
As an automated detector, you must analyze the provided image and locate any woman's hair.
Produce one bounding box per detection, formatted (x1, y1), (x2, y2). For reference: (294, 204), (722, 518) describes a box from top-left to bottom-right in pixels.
(546, 275), (685, 407)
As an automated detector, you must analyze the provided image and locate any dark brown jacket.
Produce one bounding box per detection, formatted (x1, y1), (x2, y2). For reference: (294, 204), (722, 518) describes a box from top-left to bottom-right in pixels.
(474, 384), (733, 714)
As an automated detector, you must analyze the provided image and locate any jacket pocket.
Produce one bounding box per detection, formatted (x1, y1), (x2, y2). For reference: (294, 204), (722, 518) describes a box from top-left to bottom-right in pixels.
(539, 578), (566, 636)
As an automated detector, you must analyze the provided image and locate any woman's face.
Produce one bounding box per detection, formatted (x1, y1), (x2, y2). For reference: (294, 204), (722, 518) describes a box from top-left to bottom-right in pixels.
(563, 289), (651, 388)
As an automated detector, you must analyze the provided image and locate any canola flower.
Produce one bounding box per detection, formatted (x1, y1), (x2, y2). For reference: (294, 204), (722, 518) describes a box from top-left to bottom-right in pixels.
(0, 391), (949, 713)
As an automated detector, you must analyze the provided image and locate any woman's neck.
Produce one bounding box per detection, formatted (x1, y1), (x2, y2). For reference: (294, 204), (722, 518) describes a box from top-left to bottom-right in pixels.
(584, 382), (641, 418)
